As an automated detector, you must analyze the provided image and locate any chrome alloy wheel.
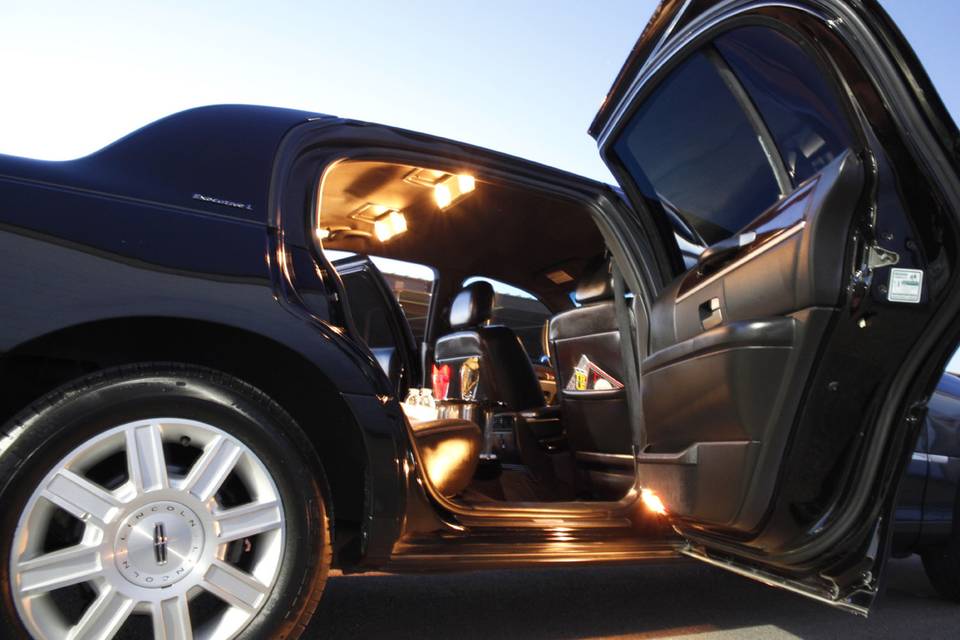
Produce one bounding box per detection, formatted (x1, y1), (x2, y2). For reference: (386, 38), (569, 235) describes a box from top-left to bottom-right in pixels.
(10, 418), (286, 640)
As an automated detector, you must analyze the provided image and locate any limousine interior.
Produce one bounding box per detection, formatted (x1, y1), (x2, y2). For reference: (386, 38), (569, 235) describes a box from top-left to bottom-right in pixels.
(317, 159), (644, 505)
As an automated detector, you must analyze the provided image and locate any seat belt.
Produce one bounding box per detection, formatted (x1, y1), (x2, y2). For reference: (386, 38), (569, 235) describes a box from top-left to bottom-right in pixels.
(611, 263), (647, 453)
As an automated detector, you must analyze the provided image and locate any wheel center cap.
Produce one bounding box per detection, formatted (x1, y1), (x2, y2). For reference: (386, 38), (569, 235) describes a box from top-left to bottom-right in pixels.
(114, 501), (205, 588)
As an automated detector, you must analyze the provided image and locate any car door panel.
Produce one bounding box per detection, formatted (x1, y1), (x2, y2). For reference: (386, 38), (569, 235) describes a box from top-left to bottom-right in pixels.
(654, 151), (864, 349)
(639, 151), (865, 532)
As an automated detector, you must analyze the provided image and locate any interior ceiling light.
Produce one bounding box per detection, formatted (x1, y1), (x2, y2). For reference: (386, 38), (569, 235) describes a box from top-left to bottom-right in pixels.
(403, 167), (448, 187)
(373, 209), (408, 242)
(434, 174), (476, 210)
(349, 203), (391, 223)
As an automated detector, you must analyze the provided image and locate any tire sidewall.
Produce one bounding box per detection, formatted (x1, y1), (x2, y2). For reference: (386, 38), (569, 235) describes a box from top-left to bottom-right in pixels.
(0, 365), (330, 640)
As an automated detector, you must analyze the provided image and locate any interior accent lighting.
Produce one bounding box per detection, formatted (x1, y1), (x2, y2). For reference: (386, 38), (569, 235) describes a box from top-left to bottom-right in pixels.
(434, 174), (476, 209)
(373, 209), (408, 242)
(640, 488), (667, 516)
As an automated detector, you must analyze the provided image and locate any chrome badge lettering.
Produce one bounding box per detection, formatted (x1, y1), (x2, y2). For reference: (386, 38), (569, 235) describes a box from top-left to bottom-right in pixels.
(192, 193), (254, 211)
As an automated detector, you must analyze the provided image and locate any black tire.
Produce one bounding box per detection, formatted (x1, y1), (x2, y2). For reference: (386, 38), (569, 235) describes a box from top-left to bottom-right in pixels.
(0, 363), (332, 639)
(922, 532), (960, 602)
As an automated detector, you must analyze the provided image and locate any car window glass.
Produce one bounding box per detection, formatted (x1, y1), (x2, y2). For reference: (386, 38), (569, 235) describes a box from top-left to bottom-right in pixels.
(326, 250), (436, 347)
(715, 27), (853, 186)
(612, 50), (782, 246)
(462, 276), (551, 362)
(337, 269), (397, 349)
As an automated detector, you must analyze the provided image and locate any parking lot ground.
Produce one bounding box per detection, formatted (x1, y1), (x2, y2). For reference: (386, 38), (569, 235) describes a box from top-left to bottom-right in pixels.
(308, 555), (959, 639)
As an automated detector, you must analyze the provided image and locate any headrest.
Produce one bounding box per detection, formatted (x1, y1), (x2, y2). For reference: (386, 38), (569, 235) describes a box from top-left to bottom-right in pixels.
(449, 281), (495, 329)
(575, 258), (614, 304)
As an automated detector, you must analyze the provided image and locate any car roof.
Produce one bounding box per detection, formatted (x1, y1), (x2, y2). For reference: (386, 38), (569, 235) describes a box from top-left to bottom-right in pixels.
(0, 104), (326, 223)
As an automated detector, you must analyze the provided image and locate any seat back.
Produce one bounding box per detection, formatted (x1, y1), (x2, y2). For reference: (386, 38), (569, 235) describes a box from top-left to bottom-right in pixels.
(549, 260), (633, 476)
(434, 281), (543, 411)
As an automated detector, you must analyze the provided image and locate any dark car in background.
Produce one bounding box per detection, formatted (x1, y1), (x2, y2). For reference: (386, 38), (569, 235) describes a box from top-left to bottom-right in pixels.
(0, 1), (959, 638)
(895, 368), (960, 597)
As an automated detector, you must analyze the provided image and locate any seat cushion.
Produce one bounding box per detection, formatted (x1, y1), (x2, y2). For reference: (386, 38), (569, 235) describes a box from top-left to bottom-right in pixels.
(410, 419), (483, 497)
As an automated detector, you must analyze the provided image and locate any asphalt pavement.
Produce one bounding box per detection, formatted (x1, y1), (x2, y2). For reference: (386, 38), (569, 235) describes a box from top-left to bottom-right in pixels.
(307, 555), (959, 639)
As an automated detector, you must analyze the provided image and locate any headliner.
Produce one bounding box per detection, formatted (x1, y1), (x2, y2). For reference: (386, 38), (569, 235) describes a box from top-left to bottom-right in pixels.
(318, 160), (606, 310)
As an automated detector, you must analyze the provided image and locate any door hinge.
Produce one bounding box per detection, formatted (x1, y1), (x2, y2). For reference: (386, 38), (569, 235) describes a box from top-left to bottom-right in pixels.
(849, 243), (901, 310)
(866, 245), (900, 269)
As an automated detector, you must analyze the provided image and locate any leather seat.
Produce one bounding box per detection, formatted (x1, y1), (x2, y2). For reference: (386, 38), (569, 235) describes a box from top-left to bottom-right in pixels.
(410, 418), (482, 497)
(548, 259), (633, 496)
(434, 281), (543, 411)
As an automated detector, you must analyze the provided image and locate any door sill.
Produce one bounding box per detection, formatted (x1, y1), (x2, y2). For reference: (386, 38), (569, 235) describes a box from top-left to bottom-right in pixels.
(387, 529), (682, 571)
(444, 488), (641, 528)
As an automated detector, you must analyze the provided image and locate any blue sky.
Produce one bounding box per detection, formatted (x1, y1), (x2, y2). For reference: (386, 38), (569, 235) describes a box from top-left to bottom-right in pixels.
(1, 0), (957, 372)
(0, 0), (657, 179)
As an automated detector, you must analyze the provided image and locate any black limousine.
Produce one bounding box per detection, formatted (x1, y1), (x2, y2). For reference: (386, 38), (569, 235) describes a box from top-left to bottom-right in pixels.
(0, 0), (959, 638)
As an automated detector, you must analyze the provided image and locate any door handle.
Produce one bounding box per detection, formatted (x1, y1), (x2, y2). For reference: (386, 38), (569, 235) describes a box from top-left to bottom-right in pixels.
(699, 298), (723, 330)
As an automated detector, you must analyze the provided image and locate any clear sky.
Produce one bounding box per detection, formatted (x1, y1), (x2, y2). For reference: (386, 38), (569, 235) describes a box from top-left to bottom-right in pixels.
(1, 0), (958, 371)
(0, 0), (657, 180)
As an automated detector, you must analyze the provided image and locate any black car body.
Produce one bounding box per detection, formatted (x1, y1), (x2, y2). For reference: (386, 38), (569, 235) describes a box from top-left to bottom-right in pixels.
(894, 371), (960, 551)
(1, 0), (959, 638)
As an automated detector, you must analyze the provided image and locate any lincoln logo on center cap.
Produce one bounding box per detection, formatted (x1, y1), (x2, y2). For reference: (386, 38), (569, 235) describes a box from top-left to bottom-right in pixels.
(153, 522), (168, 566)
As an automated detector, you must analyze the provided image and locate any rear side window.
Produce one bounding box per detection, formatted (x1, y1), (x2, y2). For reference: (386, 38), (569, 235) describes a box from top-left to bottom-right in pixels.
(612, 26), (853, 249)
(612, 50), (782, 246)
(337, 269), (397, 349)
(326, 250), (436, 347)
(463, 276), (551, 363)
(715, 27), (852, 185)
(373, 257), (435, 346)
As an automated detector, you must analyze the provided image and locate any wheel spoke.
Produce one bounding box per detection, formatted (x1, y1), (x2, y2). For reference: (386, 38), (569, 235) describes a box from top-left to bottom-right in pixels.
(68, 586), (135, 640)
(16, 544), (102, 594)
(42, 469), (121, 526)
(202, 560), (269, 613)
(152, 594), (193, 640)
(13, 418), (289, 640)
(182, 436), (242, 502)
(126, 423), (169, 493)
(214, 500), (283, 543)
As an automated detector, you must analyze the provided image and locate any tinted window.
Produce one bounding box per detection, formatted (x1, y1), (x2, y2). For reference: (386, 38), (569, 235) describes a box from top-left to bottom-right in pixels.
(376, 261), (434, 345)
(716, 27), (853, 185)
(338, 269), (397, 349)
(326, 250), (436, 346)
(612, 50), (782, 246)
(463, 276), (551, 362)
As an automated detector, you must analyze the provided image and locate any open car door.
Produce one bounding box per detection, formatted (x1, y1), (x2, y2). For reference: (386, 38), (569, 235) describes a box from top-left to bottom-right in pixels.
(331, 254), (421, 397)
(593, 0), (960, 614)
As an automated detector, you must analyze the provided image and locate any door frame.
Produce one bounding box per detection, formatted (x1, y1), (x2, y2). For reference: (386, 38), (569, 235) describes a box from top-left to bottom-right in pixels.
(270, 120), (667, 529)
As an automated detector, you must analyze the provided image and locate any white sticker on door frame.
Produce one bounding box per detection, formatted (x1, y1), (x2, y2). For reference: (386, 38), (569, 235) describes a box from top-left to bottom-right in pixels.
(887, 268), (924, 304)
